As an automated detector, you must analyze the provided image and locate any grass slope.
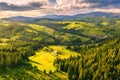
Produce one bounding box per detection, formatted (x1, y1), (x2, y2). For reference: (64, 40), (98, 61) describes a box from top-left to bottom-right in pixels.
(29, 46), (79, 73)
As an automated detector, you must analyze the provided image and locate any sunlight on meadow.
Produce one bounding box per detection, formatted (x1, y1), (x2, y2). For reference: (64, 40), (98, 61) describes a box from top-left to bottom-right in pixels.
(29, 46), (80, 73)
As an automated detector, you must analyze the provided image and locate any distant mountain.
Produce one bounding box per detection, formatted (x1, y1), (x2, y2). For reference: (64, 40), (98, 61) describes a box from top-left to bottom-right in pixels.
(38, 14), (72, 20)
(73, 12), (120, 18)
(2, 12), (120, 21)
(39, 12), (120, 20)
(3, 16), (34, 21)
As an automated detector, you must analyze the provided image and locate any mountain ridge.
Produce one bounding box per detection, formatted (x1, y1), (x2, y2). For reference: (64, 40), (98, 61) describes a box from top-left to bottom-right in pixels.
(1, 12), (120, 21)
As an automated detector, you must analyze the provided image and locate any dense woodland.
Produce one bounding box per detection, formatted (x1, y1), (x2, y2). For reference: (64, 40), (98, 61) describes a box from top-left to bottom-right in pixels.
(0, 41), (35, 69)
(0, 17), (120, 79)
(54, 37), (120, 80)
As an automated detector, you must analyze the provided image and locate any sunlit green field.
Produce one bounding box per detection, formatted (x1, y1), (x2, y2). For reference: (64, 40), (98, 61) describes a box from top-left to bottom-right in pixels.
(29, 46), (80, 73)
(63, 22), (96, 30)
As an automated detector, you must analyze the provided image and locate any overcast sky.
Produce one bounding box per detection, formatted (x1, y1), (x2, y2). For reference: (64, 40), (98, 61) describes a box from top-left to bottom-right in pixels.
(0, 0), (120, 18)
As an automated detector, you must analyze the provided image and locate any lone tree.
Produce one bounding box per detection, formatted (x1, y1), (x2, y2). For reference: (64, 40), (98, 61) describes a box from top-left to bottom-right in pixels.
(49, 70), (52, 74)
(44, 69), (46, 74)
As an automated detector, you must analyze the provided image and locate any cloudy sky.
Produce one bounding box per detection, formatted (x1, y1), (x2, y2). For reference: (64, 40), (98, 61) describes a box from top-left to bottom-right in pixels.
(0, 0), (120, 18)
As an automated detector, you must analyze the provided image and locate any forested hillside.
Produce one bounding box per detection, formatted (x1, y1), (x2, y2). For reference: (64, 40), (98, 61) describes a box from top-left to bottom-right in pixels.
(54, 38), (120, 80)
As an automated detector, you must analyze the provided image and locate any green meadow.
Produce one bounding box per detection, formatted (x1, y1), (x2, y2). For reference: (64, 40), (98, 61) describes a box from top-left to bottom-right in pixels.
(29, 46), (79, 73)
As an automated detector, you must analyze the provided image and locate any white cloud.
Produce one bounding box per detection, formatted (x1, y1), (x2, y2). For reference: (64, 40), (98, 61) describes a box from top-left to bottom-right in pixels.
(0, 10), (46, 18)
(94, 8), (120, 13)
(55, 0), (95, 10)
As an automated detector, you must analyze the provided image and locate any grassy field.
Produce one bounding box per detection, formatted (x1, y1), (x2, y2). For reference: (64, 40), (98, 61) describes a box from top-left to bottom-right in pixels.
(63, 22), (96, 30)
(29, 46), (80, 73)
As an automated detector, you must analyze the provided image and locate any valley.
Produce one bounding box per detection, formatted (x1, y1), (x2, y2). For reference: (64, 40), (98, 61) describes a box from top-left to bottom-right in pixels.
(0, 0), (120, 79)
(0, 16), (120, 80)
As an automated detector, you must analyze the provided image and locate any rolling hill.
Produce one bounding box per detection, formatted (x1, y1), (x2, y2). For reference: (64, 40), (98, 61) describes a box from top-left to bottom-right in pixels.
(0, 17), (120, 80)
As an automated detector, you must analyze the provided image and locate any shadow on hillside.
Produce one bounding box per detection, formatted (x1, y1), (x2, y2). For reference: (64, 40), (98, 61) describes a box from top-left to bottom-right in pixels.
(29, 60), (42, 65)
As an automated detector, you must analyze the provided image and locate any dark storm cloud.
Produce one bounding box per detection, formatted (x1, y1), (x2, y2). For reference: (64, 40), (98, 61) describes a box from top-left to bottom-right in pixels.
(85, 0), (120, 7)
(0, 2), (44, 11)
(85, 0), (120, 4)
(49, 0), (56, 3)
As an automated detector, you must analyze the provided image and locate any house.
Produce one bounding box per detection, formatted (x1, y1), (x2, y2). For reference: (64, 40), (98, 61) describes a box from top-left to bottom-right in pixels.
(53, 50), (58, 56)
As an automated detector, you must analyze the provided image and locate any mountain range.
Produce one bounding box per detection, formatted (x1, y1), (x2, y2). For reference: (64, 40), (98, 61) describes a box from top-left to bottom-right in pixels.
(2, 12), (120, 21)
